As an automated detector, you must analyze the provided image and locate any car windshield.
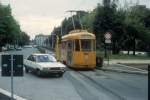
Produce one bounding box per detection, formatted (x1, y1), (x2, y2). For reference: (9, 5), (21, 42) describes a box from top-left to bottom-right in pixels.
(37, 55), (57, 62)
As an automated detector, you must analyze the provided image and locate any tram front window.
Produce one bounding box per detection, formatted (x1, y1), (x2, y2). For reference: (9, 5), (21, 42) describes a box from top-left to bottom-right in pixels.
(81, 39), (92, 51)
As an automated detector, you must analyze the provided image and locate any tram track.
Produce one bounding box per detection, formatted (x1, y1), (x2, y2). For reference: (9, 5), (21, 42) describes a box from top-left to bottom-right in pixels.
(75, 70), (126, 100)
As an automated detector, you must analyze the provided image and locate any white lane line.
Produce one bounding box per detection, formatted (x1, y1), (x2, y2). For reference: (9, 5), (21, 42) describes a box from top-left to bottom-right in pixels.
(0, 88), (27, 100)
(115, 64), (148, 73)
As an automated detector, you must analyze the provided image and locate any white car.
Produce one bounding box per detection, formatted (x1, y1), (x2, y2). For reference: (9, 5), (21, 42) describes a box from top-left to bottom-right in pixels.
(24, 53), (66, 77)
(16, 47), (22, 51)
(24, 45), (33, 48)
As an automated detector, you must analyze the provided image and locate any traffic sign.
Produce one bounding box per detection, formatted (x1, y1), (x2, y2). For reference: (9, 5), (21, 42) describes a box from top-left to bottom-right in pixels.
(104, 32), (112, 39)
(105, 39), (111, 44)
(1, 55), (11, 76)
(1, 54), (23, 100)
(104, 32), (112, 44)
(1, 55), (23, 76)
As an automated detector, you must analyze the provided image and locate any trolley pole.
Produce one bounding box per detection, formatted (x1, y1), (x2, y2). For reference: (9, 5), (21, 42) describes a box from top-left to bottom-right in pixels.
(66, 10), (76, 30)
(10, 55), (14, 100)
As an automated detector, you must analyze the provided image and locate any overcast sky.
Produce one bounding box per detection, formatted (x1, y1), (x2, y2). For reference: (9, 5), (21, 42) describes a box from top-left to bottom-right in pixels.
(1, 0), (150, 39)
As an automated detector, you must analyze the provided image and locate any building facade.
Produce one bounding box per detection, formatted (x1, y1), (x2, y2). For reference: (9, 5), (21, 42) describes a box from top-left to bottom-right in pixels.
(34, 34), (49, 47)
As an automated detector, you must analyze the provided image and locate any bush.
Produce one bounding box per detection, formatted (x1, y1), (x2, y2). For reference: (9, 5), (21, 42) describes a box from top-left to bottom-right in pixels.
(37, 47), (45, 53)
(147, 52), (150, 57)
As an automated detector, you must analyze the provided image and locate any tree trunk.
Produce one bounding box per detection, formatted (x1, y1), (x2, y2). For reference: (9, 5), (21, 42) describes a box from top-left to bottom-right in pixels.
(112, 40), (120, 54)
(133, 37), (136, 56)
(127, 49), (130, 55)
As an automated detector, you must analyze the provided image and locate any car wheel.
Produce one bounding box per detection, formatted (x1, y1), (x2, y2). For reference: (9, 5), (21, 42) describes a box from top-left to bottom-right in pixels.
(25, 66), (29, 73)
(37, 69), (42, 76)
(58, 73), (63, 77)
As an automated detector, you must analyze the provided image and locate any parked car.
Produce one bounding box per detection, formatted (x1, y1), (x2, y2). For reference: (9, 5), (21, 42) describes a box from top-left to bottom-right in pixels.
(16, 47), (22, 51)
(33, 45), (37, 48)
(24, 53), (66, 77)
(8, 46), (15, 50)
(24, 45), (33, 48)
(2, 47), (7, 51)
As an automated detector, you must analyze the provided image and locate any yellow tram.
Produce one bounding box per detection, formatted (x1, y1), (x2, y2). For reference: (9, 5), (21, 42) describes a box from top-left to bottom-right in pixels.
(59, 30), (96, 69)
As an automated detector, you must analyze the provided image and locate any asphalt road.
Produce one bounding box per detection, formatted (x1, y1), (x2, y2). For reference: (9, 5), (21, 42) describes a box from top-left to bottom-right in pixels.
(0, 47), (148, 100)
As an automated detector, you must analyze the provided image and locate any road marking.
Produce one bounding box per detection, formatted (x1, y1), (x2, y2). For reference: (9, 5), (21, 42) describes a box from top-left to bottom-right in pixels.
(0, 88), (27, 100)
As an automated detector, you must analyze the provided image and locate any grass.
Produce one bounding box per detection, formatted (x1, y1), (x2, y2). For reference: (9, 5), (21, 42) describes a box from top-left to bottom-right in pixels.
(96, 50), (150, 60)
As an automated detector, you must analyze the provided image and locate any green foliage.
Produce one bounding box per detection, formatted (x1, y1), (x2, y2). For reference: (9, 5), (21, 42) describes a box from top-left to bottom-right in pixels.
(51, 1), (150, 56)
(148, 52), (150, 57)
(0, 4), (30, 49)
(18, 32), (30, 46)
(37, 47), (45, 53)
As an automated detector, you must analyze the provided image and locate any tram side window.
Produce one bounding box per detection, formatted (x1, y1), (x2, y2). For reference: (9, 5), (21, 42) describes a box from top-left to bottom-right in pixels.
(75, 40), (80, 51)
(68, 41), (73, 51)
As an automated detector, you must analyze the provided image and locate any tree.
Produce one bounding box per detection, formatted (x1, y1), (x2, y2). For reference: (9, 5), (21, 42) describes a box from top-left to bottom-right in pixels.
(93, 0), (121, 54)
(50, 1), (150, 56)
(0, 4), (30, 51)
(123, 5), (150, 55)
(18, 32), (30, 46)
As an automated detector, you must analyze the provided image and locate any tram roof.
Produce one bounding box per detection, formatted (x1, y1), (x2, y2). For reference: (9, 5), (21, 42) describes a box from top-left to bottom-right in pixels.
(62, 30), (95, 41)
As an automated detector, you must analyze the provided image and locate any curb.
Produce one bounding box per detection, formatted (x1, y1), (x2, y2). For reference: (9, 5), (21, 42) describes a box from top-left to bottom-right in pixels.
(97, 63), (148, 75)
(115, 63), (148, 72)
(101, 68), (148, 75)
(0, 88), (27, 100)
(97, 65), (148, 75)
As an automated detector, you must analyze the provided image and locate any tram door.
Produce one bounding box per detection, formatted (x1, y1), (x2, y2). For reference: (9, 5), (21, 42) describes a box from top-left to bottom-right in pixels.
(67, 41), (73, 65)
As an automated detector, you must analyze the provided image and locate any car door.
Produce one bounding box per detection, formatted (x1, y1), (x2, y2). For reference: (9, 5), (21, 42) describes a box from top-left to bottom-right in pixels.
(31, 56), (37, 69)
(26, 55), (32, 67)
